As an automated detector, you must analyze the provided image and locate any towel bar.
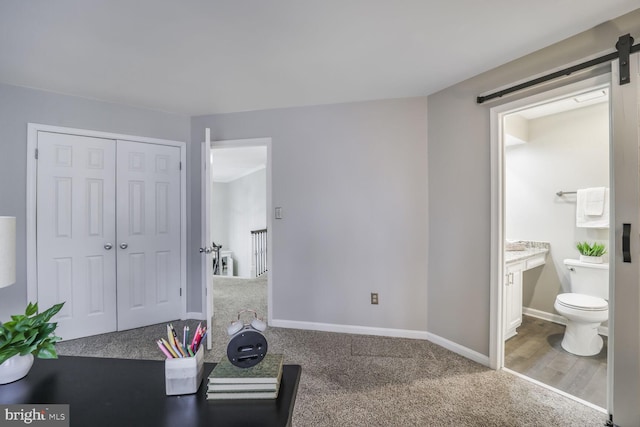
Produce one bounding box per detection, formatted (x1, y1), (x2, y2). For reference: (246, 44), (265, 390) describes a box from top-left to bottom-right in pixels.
(556, 190), (577, 197)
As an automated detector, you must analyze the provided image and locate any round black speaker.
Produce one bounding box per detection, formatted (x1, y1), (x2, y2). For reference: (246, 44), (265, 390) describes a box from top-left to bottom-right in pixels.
(226, 327), (268, 368)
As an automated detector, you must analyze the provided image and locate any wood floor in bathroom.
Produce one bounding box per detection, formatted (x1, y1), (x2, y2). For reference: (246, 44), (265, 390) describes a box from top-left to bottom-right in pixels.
(505, 315), (607, 409)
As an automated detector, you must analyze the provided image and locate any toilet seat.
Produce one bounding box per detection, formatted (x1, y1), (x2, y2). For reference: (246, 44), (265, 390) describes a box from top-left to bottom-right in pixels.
(556, 293), (608, 311)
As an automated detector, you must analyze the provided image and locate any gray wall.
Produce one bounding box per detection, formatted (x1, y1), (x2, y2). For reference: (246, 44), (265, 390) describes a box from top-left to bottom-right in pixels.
(211, 182), (230, 250)
(427, 9), (640, 355)
(506, 103), (609, 315)
(0, 83), (191, 320)
(227, 168), (267, 277)
(192, 97), (428, 331)
(211, 169), (267, 277)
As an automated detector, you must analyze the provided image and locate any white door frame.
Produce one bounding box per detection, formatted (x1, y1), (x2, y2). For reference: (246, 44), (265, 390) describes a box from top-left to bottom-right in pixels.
(202, 137), (273, 332)
(26, 123), (188, 321)
(202, 130), (213, 349)
(489, 75), (611, 371)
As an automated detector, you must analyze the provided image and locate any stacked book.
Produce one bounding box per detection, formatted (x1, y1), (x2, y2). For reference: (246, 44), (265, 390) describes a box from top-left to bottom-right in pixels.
(206, 354), (284, 400)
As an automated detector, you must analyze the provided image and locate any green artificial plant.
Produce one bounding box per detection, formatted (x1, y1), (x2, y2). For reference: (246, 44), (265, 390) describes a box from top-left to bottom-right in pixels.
(0, 302), (64, 365)
(576, 241), (607, 257)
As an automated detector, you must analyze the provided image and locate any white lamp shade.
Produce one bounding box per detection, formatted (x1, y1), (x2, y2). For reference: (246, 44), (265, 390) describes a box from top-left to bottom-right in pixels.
(0, 216), (16, 288)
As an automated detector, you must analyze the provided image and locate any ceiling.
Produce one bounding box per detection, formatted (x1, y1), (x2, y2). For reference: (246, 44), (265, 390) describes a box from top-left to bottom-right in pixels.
(516, 87), (609, 120)
(211, 146), (266, 183)
(0, 1), (637, 116)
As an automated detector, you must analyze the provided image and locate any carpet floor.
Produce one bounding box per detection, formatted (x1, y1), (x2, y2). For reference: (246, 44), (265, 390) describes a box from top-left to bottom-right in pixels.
(55, 275), (607, 426)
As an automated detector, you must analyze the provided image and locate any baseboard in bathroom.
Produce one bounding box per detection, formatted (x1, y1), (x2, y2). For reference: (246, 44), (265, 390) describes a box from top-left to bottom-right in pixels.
(522, 307), (608, 337)
(522, 307), (565, 325)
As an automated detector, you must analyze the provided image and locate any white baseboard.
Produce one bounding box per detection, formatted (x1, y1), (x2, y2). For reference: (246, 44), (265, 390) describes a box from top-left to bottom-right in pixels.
(270, 319), (430, 340)
(522, 307), (566, 325)
(425, 332), (490, 367)
(523, 307), (608, 337)
(270, 319), (490, 367)
(186, 311), (206, 321)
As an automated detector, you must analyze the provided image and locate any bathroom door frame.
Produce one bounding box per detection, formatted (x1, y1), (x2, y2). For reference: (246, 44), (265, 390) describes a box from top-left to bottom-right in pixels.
(489, 74), (612, 405)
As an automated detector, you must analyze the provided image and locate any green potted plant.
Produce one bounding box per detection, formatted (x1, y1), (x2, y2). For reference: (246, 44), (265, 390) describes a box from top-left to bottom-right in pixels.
(0, 301), (64, 384)
(576, 241), (607, 264)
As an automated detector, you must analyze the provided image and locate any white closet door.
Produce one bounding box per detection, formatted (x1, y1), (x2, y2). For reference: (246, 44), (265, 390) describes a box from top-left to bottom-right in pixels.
(36, 132), (117, 340)
(116, 140), (181, 330)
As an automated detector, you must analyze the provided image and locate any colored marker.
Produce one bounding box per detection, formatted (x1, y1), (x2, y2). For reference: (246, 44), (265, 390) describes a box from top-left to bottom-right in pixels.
(161, 338), (179, 358)
(157, 340), (173, 359)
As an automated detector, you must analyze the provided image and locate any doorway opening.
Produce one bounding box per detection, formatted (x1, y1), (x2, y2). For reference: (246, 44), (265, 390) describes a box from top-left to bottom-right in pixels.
(210, 145), (267, 279)
(204, 137), (273, 349)
(490, 76), (611, 412)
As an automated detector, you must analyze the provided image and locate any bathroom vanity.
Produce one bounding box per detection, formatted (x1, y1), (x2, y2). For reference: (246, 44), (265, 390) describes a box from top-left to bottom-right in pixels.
(504, 242), (549, 339)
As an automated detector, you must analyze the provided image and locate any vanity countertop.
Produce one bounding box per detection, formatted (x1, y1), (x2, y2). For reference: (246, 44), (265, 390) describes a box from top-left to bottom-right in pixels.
(505, 241), (550, 264)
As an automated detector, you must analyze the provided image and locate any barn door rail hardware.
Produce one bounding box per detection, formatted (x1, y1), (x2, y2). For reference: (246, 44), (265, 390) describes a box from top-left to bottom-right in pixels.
(477, 34), (639, 104)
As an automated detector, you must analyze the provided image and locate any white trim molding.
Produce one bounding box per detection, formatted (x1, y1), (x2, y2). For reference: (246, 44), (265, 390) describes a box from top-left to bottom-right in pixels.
(270, 318), (490, 367)
(425, 332), (490, 367)
(270, 318), (430, 340)
(522, 307), (608, 337)
(489, 74), (611, 370)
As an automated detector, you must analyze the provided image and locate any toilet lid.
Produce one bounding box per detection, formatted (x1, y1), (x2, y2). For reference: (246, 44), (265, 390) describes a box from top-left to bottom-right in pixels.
(557, 293), (608, 311)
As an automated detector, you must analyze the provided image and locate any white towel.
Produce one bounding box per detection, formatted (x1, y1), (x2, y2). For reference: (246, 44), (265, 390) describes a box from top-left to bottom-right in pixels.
(576, 187), (609, 228)
(584, 187), (606, 215)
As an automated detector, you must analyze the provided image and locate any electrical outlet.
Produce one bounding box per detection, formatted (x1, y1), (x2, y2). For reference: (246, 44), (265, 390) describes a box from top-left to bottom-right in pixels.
(371, 293), (379, 305)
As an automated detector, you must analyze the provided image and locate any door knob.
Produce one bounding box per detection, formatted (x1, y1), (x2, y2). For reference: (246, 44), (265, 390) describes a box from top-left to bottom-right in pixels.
(200, 247), (212, 254)
(119, 243), (128, 249)
(104, 243), (113, 250)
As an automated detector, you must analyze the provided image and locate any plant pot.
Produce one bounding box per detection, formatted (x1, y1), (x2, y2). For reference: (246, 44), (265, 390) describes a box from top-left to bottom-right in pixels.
(0, 353), (34, 384)
(580, 255), (604, 264)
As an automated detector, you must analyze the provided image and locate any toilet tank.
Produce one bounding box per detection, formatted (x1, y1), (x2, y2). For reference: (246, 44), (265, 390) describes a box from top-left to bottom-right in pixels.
(564, 259), (609, 300)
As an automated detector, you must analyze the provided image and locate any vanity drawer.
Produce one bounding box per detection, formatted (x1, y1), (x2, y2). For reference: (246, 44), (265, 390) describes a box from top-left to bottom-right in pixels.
(525, 254), (546, 270)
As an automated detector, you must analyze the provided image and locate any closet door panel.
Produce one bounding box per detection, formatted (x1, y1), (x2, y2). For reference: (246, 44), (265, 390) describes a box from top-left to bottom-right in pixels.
(36, 132), (117, 340)
(116, 140), (181, 330)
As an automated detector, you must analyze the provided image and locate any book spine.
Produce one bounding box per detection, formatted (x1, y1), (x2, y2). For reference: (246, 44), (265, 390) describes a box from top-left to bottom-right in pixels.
(206, 391), (278, 400)
(207, 384), (277, 392)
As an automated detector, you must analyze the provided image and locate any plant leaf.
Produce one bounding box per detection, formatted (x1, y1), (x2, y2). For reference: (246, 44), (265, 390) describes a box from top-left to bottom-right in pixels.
(35, 343), (58, 359)
(25, 302), (38, 316)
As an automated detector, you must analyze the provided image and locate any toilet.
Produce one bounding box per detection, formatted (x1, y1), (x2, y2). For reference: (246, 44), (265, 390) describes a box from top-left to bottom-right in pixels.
(553, 259), (609, 356)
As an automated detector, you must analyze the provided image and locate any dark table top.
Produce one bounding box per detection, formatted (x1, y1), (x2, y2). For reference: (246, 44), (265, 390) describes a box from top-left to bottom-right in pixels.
(0, 356), (301, 427)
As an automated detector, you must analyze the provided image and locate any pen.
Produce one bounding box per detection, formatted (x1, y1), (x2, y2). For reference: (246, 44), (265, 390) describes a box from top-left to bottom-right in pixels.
(170, 323), (180, 347)
(193, 325), (204, 352)
(183, 325), (188, 348)
(197, 329), (207, 352)
(194, 327), (206, 352)
(191, 323), (201, 350)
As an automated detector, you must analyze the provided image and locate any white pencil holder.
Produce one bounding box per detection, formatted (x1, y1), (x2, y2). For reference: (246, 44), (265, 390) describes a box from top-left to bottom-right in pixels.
(165, 346), (204, 395)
